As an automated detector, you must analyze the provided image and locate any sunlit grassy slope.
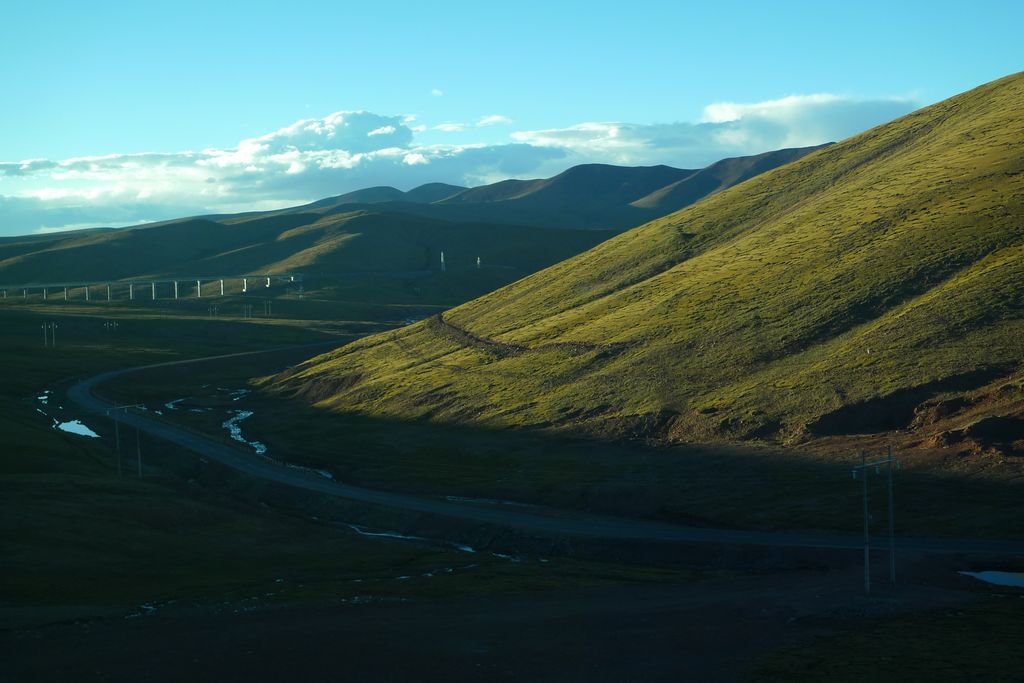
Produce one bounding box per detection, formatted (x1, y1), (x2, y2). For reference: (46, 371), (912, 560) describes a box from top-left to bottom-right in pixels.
(271, 73), (1024, 442)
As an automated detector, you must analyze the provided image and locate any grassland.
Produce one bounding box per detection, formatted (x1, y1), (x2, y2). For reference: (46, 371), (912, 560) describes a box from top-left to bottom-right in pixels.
(751, 593), (1024, 682)
(0, 301), (700, 629)
(272, 73), (1024, 453)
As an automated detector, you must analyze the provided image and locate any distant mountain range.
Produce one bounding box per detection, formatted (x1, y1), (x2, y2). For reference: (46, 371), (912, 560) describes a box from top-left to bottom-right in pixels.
(271, 73), (1024, 449)
(0, 145), (824, 287)
(268, 145), (827, 231)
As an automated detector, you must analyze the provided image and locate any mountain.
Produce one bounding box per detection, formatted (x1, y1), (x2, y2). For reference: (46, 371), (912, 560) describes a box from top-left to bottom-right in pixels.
(354, 148), (823, 230)
(0, 147), (823, 288)
(270, 73), (1024, 450)
(403, 183), (466, 203)
(293, 182), (467, 211)
(440, 164), (691, 206)
(630, 145), (829, 211)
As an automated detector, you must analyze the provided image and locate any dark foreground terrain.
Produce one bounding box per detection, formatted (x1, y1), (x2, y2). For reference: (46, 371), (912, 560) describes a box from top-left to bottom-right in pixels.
(2, 292), (1022, 682)
(3, 559), (1021, 683)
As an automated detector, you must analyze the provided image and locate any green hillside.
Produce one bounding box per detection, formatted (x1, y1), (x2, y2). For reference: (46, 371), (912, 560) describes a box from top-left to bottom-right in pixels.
(271, 73), (1024, 448)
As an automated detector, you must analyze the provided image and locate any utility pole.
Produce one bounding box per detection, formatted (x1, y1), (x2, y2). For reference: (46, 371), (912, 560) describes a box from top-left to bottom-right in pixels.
(42, 322), (58, 347)
(440, 251), (446, 272)
(115, 418), (121, 476)
(852, 448), (901, 593)
(886, 445), (896, 584)
(107, 404), (143, 477)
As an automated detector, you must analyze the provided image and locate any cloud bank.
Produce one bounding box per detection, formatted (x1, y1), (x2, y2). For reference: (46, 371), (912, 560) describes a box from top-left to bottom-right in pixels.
(0, 94), (915, 236)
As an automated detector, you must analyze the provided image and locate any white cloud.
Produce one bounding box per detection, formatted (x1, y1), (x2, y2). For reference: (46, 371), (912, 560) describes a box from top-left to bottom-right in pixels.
(430, 88), (443, 97)
(0, 93), (917, 236)
(477, 114), (513, 127)
(512, 94), (915, 167)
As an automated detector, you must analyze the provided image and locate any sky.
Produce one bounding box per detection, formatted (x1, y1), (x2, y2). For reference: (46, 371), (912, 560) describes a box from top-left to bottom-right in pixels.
(1, 0), (1021, 236)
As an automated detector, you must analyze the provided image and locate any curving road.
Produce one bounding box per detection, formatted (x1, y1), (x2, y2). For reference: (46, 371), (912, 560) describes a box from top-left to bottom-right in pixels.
(67, 347), (1024, 557)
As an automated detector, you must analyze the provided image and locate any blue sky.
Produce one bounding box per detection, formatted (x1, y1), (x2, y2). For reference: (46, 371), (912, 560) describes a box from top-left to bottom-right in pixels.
(1, 0), (1021, 235)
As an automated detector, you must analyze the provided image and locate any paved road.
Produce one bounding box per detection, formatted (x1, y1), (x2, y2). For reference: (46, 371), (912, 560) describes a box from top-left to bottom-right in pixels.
(67, 347), (1024, 556)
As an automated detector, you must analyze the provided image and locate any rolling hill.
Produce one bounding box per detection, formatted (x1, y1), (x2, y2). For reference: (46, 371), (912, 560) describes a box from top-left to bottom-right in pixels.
(0, 209), (612, 308)
(269, 73), (1024, 450)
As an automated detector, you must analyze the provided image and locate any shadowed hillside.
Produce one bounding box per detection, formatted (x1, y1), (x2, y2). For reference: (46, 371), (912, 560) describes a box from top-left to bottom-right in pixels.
(0, 209), (610, 287)
(270, 73), (1024, 449)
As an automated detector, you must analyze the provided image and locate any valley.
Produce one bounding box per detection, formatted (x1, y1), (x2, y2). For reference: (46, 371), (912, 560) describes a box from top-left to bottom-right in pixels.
(3, 73), (1023, 682)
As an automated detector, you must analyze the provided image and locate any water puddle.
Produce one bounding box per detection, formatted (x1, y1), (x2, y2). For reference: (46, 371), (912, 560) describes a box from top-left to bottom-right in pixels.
(55, 420), (100, 438)
(960, 571), (1024, 588)
(445, 495), (538, 509)
(346, 524), (429, 543)
(222, 410), (267, 455)
(344, 523), (477, 554)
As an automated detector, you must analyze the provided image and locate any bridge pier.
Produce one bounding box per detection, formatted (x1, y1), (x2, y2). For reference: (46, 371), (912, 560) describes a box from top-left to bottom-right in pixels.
(174, 281), (178, 299)
(242, 277), (247, 293)
(129, 283), (134, 300)
(220, 279), (224, 296)
(197, 279), (202, 298)
(64, 287), (67, 300)
(107, 284), (111, 302)
(85, 286), (89, 302)
(151, 282), (156, 300)
(43, 288), (47, 300)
